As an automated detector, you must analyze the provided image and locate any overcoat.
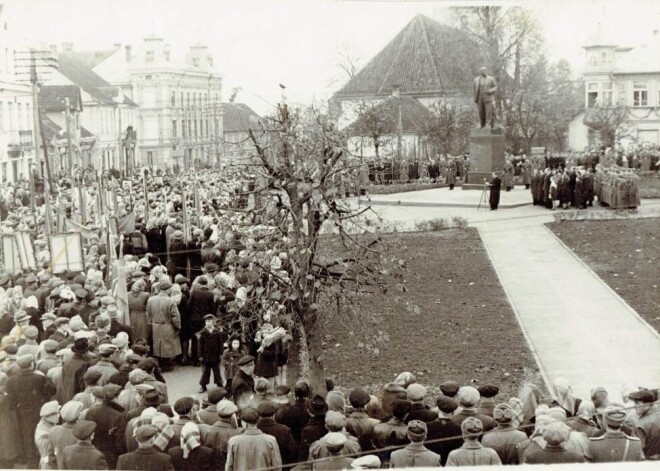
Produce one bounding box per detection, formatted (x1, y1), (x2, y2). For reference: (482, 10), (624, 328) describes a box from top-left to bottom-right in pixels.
(62, 441), (108, 470)
(117, 447), (174, 471)
(146, 292), (182, 358)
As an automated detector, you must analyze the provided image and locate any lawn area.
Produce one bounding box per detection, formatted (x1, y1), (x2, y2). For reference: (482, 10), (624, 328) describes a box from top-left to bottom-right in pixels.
(639, 176), (660, 199)
(549, 218), (660, 332)
(291, 229), (540, 399)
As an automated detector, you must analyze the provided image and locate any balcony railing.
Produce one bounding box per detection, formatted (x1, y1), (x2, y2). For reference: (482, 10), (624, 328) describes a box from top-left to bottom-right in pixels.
(5, 130), (34, 148)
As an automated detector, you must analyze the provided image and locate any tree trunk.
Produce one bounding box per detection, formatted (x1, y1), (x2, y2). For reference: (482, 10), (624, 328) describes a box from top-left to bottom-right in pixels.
(296, 321), (327, 396)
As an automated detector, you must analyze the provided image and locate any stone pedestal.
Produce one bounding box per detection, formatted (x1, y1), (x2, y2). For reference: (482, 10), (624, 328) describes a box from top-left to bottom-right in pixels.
(465, 127), (505, 188)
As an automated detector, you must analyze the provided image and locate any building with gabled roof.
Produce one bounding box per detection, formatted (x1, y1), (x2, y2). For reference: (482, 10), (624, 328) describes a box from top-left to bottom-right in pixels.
(218, 102), (262, 166)
(331, 14), (484, 132)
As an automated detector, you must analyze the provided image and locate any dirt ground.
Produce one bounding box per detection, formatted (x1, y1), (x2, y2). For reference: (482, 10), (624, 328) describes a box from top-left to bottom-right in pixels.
(549, 218), (660, 332)
(289, 229), (540, 399)
(639, 176), (660, 199)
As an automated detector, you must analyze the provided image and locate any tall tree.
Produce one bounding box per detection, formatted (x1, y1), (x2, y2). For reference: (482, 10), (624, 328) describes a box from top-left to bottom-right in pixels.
(424, 101), (474, 155)
(542, 59), (583, 151)
(349, 101), (397, 158)
(584, 102), (633, 148)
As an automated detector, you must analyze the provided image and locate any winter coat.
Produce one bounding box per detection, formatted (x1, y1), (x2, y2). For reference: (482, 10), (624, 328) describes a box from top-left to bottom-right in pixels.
(257, 418), (298, 465)
(198, 328), (226, 363)
(86, 402), (128, 469)
(168, 445), (214, 471)
(481, 425), (528, 465)
(524, 444), (585, 464)
(226, 429), (282, 471)
(187, 287), (216, 323)
(47, 423), (77, 469)
(128, 291), (150, 342)
(446, 442), (502, 466)
(117, 447), (174, 471)
(390, 443), (440, 468)
(0, 386), (22, 462)
(146, 293), (182, 358)
(61, 353), (90, 403)
(62, 441), (108, 470)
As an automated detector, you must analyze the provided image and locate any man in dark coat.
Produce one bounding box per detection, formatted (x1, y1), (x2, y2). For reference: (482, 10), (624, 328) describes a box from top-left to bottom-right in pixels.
(85, 384), (127, 469)
(274, 383), (309, 443)
(405, 384), (438, 423)
(489, 172), (502, 210)
(107, 305), (134, 342)
(61, 338), (91, 403)
(187, 229), (204, 280)
(299, 395), (328, 462)
(450, 386), (496, 432)
(186, 276), (216, 364)
(257, 401), (298, 466)
(61, 420), (108, 470)
(426, 396), (463, 466)
(231, 355), (256, 407)
(198, 314), (226, 392)
(5, 354), (57, 468)
(117, 425), (174, 471)
(346, 388), (377, 452)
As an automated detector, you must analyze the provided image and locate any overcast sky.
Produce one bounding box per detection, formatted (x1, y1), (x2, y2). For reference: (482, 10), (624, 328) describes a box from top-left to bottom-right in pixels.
(5, 0), (660, 114)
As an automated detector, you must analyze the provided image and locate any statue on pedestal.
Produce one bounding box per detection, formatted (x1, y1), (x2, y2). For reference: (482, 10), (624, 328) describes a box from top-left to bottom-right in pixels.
(473, 67), (497, 129)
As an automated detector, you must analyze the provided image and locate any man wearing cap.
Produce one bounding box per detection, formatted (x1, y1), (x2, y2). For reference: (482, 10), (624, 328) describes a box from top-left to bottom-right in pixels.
(629, 389), (660, 459)
(451, 386), (496, 432)
(61, 420), (108, 470)
(231, 355), (256, 407)
(300, 394), (329, 462)
(481, 403), (528, 464)
(35, 401), (60, 469)
(523, 421), (585, 464)
(86, 383), (127, 468)
(35, 275), (52, 315)
(61, 337), (91, 403)
(117, 424), (174, 471)
(446, 417), (502, 466)
(47, 400), (84, 469)
(406, 383), (437, 423)
(146, 280), (181, 372)
(6, 354), (56, 468)
(198, 387), (228, 426)
(40, 312), (58, 341)
(426, 396), (463, 466)
(389, 420), (441, 468)
(198, 313), (225, 393)
(275, 381), (310, 443)
(87, 343), (119, 386)
(57, 288), (86, 319)
(310, 409), (361, 461)
(187, 277), (217, 366)
(226, 407), (282, 471)
(312, 432), (354, 470)
(257, 401), (298, 465)
(345, 388), (377, 452)
(16, 325), (40, 357)
(73, 369), (104, 410)
(169, 397), (202, 450)
(202, 399), (242, 469)
(477, 384), (499, 417)
(371, 399), (411, 464)
(588, 403), (645, 462)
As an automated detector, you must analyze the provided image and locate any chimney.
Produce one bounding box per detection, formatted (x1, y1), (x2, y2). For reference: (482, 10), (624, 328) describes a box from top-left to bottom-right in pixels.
(62, 42), (73, 52)
(392, 85), (401, 98)
(125, 45), (132, 62)
(49, 44), (57, 53)
(113, 43), (121, 50)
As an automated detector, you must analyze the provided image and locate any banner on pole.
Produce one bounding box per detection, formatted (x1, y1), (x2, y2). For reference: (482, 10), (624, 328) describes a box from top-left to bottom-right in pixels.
(49, 232), (84, 274)
(14, 231), (37, 271)
(2, 235), (22, 273)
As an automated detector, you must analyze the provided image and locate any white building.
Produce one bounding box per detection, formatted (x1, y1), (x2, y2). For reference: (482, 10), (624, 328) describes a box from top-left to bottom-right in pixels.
(568, 25), (660, 150)
(69, 38), (223, 171)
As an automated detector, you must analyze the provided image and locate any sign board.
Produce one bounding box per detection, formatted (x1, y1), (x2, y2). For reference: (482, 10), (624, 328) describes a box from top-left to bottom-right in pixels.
(531, 147), (546, 156)
(2, 235), (22, 274)
(49, 232), (84, 274)
(14, 231), (36, 271)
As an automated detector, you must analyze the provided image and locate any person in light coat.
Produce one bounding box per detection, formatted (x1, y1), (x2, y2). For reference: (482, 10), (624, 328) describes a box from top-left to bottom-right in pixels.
(226, 407), (282, 471)
(446, 417), (502, 467)
(389, 420), (440, 468)
(146, 280), (181, 371)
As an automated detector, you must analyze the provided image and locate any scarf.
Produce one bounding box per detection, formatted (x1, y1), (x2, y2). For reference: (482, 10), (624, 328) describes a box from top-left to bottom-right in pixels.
(152, 414), (175, 452)
(180, 422), (201, 459)
(553, 377), (575, 415)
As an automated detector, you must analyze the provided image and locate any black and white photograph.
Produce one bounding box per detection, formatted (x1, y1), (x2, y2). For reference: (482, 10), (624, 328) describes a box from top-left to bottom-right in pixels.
(0, 0), (659, 469)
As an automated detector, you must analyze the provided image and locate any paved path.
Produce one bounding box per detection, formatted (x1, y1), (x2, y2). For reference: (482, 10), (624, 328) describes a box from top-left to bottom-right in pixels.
(368, 185), (531, 208)
(478, 218), (660, 401)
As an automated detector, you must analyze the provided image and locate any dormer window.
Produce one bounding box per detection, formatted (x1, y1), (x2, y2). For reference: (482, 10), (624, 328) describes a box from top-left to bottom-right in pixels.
(208, 56), (213, 67)
(192, 58), (199, 67)
(146, 50), (154, 62)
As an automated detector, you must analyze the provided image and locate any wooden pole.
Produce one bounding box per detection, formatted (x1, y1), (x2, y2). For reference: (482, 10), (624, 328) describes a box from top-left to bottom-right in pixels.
(65, 97), (74, 176)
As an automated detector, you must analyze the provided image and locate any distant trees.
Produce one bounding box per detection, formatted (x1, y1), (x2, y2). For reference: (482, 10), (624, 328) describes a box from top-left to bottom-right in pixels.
(584, 102), (633, 148)
(423, 101), (474, 155)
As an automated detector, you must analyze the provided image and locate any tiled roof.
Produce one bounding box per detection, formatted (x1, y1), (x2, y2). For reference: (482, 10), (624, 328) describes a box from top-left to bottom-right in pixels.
(56, 53), (116, 105)
(220, 103), (262, 133)
(67, 49), (117, 69)
(348, 96), (433, 136)
(38, 85), (83, 112)
(334, 14), (485, 99)
(613, 41), (660, 74)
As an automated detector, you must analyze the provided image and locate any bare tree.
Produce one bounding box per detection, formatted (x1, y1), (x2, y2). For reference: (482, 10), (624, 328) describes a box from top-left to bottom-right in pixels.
(424, 100), (474, 155)
(349, 101), (397, 159)
(585, 102), (634, 148)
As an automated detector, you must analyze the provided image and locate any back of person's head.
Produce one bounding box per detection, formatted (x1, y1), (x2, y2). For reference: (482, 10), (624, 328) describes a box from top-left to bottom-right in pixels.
(543, 421), (569, 446)
(392, 399), (413, 421)
(294, 381), (310, 400)
(254, 377), (271, 395)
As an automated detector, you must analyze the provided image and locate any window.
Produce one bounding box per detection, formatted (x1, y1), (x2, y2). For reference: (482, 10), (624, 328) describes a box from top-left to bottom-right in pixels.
(146, 51), (154, 62)
(171, 91), (176, 106)
(600, 51), (613, 68)
(187, 92), (190, 108)
(172, 120), (177, 138)
(633, 82), (648, 106)
(588, 53), (599, 67)
(180, 92), (184, 108)
(587, 83), (598, 107)
(192, 58), (199, 67)
(182, 119), (186, 138)
(147, 151), (153, 166)
(601, 82), (613, 105)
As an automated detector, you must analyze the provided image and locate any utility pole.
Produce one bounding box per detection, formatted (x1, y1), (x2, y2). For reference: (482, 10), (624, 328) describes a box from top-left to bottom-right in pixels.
(64, 97), (74, 175)
(30, 50), (43, 180)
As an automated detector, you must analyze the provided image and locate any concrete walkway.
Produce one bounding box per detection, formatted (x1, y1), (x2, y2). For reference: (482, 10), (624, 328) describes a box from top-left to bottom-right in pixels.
(478, 219), (660, 402)
(368, 185), (531, 209)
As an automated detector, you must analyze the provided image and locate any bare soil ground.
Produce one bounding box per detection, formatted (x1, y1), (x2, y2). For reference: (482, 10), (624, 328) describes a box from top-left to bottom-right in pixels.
(549, 218), (660, 332)
(639, 176), (660, 199)
(290, 229), (541, 399)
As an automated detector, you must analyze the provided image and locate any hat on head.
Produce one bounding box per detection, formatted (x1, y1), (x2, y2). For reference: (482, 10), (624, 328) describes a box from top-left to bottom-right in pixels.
(325, 410), (347, 429)
(61, 401), (84, 422)
(128, 368), (149, 384)
(207, 388), (227, 405)
(69, 316), (87, 332)
(406, 383), (427, 401)
(72, 338), (89, 354)
(95, 315), (110, 329)
(173, 274), (188, 284)
(308, 394), (329, 415)
(257, 401), (278, 417)
(440, 381), (460, 398)
(274, 385), (291, 396)
(13, 311), (29, 323)
(112, 337), (128, 349)
(73, 420), (96, 440)
(103, 384), (122, 401)
(90, 386), (104, 399)
(131, 271), (145, 279)
(349, 388), (371, 408)
(173, 397), (195, 416)
(543, 421), (569, 445)
(478, 384), (499, 398)
(351, 455), (382, 469)
(461, 417), (484, 438)
(629, 389), (656, 404)
(204, 263), (219, 273)
(40, 401), (60, 417)
(83, 369), (103, 386)
(493, 403), (515, 424)
(591, 387), (608, 400)
(159, 280), (172, 291)
(202, 313), (215, 321)
(131, 344), (150, 356)
(16, 354), (34, 369)
(25, 274), (37, 284)
(457, 386), (480, 408)
(126, 353), (143, 364)
(239, 407), (260, 424)
(197, 276), (208, 286)
(24, 325), (38, 339)
(217, 399), (238, 417)
(98, 343), (118, 356)
(54, 317), (70, 327)
(100, 295), (115, 307)
(436, 396), (459, 414)
(603, 403), (628, 427)
(74, 288), (88, 300)
(42, 339), (59, 353)
(325, 432), (347, 448)
(41, 312), (57, 322)
(407, 420), (428, 440)
(237, 355), (255, 366)
(142, 388), (161, 406)
(135, 425), (159, 442)
(106, 305), (118, 317)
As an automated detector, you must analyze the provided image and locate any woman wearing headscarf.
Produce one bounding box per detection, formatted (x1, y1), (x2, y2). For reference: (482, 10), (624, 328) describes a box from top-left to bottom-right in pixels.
(565, 400), (599, 437)
(518, 383), (541, 436)
(168, 421), (214, 470)
(508, 397), (525, 430)
(517, 412), (556, 463)
(128, 279), (150, 343)
(551, 376), (581, 417)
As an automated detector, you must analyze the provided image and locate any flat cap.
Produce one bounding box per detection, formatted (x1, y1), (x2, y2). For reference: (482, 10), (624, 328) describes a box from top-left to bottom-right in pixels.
(349, 388), (371, 408)
(325, 432), (347, 448)
(42, 339), (59, 353)
(159, 280), (172, 291)
(13, 311), (29, 323)
(207, 388), (227, 405)
(591, 387), (608, 399)
(128, 368), (149, 384)
(257, 401), (278, 417)
(202, 313), (215, 321)
(239, 407), (259, 424)
(54, 317), (70, 326)
(407, 420), (428, 439)
(457, 386), (480, 407)
(100, 295), (116, 306)
(131, 271), (145, 279)
(324, 410), (347, 429)
(406, 383), (427, 401)
(40, 401), (60, 417)
(126, 353), (143, 364)
(461, 417), (483, 437)
(478, 384), (499, 398)
(61, 401), (84, 422)
(16, 354), (34, 369)
(493, 403), (515, 423)
(217, 399), (238, 417)
(274, 385), (291, 396)
(106, 305), (118, 316)
(24, 325), (39, 338)
(603, 403), (628, 426)
(74, 288), (88, 300)
(204, 263), (219, 272)
(25, 274), (37, 284)
(629, 389), (656, 403)
(83, 369), (103, 385)
(90, 386), (104, 399)
(173, 397), (195, 415)
(131, 344), (150, 356)
(73, 420), (96, 440)
(135, 425), (159, 442)
(99, 344), (118, 355)
(436, 396), (459, 414)
(103, 384), (123, 400)
(237, 355), (255, 366)
(41, 312), (57, 322)
(351, 455), (382, 469)
(95, 315), (110, 329)
(440, 381), (460, 397)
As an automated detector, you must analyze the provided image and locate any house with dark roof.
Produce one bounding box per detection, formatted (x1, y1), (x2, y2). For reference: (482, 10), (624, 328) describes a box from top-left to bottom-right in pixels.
(568, 24), (660, 150)
(330, 14), (484, 158)
(219, 103), (262, 165)
(43, 49), (139, 171)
